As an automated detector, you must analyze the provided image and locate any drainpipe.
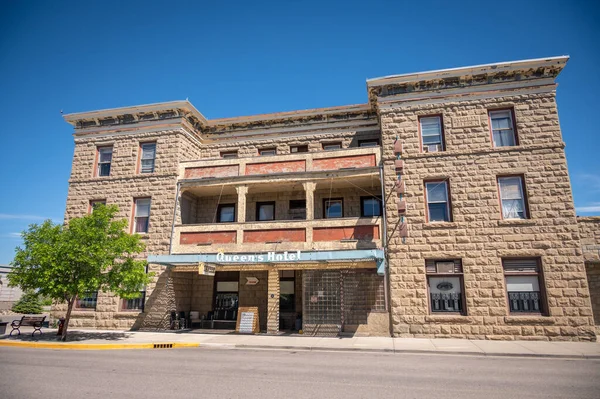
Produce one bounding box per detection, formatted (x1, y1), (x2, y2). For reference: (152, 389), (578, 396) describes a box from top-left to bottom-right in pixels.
(169, 182), (181, 255)
(379, 165), (389, 312)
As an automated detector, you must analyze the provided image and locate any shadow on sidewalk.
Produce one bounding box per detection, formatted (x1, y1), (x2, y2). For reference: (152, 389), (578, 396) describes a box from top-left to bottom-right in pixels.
(0, 330), (133, 342)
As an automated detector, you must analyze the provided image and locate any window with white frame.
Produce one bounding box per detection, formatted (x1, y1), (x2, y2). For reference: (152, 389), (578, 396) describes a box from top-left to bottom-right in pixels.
(490, 110), (517, 147)
(503, 258), (544, 314)
(256, 201), (275, 221)
(140, 143), (156, 173)
(425, 181), (450, 222)
(498, 176), (527, 219)
(133, 198), (151, 233)
(259, 148), (276, 156)
(97, 147), (113, 177)
(420, 116), (444, 152)
(323, 142), (342, 151)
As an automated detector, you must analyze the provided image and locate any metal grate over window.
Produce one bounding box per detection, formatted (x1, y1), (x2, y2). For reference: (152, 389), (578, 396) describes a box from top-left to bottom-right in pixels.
(303, 269), (385, 336)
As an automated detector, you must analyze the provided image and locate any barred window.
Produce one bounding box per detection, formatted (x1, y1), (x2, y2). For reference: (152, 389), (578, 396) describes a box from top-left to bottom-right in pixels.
(122, 292), (145, 311)
(75, 292), (98, 310)
(426, 259), (465, 314)
(503, 258), (545, 314)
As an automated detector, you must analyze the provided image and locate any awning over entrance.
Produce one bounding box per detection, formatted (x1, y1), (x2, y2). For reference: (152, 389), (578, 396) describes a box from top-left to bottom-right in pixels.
(148, 249), (386, 275)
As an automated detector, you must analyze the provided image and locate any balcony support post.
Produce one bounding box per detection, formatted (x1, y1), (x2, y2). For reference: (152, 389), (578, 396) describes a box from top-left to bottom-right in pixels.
(267, 268), (280, 334)
(235, 185), (248, 223)
(303, 181), (316, 220)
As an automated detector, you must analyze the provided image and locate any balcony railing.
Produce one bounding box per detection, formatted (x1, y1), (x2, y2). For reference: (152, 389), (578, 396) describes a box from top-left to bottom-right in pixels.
(171, 217), (382, 254)
(179, 147), (380, 181)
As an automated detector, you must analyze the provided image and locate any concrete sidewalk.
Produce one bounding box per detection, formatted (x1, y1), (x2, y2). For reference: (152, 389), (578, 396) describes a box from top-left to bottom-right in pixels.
(1, 327), (599, 359)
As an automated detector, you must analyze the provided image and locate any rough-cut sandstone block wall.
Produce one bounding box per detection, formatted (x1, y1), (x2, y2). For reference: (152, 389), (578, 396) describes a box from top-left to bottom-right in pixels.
(381, 92), (595, 341)
(579, 217), (600, 331)
(53, 130), (202, 329)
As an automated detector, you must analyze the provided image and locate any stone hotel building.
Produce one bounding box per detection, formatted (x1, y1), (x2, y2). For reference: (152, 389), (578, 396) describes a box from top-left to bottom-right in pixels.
(56, 56), (600, 341)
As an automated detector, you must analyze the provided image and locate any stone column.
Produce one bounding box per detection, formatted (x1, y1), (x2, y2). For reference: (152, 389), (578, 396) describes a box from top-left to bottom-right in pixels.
(235, 185), (248, 223)
(303, 182), (316, 220)
(267, 268), (280, 334)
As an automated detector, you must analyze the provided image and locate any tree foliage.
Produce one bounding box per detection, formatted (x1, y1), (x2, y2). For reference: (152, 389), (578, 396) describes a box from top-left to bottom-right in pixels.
(8, 205), (152, 340)
(11, 290), (43, 314)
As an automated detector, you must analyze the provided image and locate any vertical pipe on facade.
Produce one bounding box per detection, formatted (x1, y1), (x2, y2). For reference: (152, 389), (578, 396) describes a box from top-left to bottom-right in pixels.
(169, 182), (181, 255)
(379, 165), (389, 312)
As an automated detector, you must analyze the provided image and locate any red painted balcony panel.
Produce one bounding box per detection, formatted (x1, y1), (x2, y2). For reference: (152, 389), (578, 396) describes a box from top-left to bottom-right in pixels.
(243, 228), (306, 243)
(394, 159), (404, 170)
(312, 154), (376, 171)
(313, 225), (380, 241)
(394, 140), (403, 155)
(180, 231), (237, 244)
(245, 160), (306, 175)
(184, 165), (239, 179)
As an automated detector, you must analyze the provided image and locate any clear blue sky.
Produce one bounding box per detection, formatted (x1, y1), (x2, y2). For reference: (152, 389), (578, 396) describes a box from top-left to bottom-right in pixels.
(1, 0), (599, 264)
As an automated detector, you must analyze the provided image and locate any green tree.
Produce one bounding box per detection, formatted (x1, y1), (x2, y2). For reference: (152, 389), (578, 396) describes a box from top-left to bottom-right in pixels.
(11, 290), (43, 314)
(8, 205), (152, 341)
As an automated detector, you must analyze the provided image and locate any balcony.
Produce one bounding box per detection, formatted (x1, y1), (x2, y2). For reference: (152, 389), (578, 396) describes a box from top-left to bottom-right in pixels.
(172, 217), (382, 254)
(179, 146), (380, 186)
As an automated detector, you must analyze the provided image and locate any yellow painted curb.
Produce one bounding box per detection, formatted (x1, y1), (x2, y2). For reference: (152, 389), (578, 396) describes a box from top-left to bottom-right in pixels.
(0, 341), (199, 350)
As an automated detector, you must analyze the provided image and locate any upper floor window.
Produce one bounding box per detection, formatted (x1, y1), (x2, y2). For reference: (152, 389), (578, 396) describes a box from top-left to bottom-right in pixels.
(217, 204), (235, 223)
(290, 145), (308, 153)
(323, 142), (342, 151)
(361, 197), (382, 217)
(89, 199), (106, 213)
(425, 181), (451, 222)
(498, 176), (528, 219)
(256, 201), (276, 221)
(96, 146), (113, 177)
(489, 110), (517, 147)
(133, 198), (151, 233)
(139, 143), (156, 174)
(420, 116), (444, 152)
(259, 148), (276, 156)
(358, 139), (379, 148)
(426, 259), (465, 314)
(221, 151), (238, 159)
(289, 200), (306, 220)
(503, 258), (545, 314)
(324, 198), (343, 218)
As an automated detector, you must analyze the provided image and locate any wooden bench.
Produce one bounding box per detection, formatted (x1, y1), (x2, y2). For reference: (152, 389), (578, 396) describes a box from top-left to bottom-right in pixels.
(10, 316), (46, 336)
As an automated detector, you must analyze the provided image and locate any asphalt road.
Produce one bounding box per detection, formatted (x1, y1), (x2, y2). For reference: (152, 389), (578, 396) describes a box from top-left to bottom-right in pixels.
(0, 347), (598, 399)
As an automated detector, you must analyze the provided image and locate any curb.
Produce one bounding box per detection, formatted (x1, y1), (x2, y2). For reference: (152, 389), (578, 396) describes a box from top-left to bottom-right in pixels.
(0, 341), (199, 350)
(233, 344), (600, 359)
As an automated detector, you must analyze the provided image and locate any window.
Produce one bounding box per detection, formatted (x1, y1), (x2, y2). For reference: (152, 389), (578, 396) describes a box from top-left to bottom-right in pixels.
(290, 145), (308, 153)
(75, 292), (98, 310)
(323, 142), (342, 151)
(217, 204), (235, 223)
(279, 270), (295, 312)
(96, 146), (113, 177)
(498, 176), (528, 219)
(426, 260), (465, 314)
(420, 116), (444, 152)
(256, 201), (275, 221)
(139, 142), (156, 173)
(289, 199), (306, 220)
(122, 292), (145, 311)
(89, 199), (106, 213)
(425, 181), (450, 222)
(489, 110), (517, 147)
(503, 258), (545, 314)
(361, 197), (382, 217)
(324, 198), (343, 218)
(221, 151), (238, 159)
(259, 148), (276, 156)
(133, 198), (151, 233)
(358, 139), (379, 147)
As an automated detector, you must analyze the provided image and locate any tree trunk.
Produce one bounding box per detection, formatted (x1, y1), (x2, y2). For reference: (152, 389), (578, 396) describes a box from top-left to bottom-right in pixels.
(61, 297), (75, 342)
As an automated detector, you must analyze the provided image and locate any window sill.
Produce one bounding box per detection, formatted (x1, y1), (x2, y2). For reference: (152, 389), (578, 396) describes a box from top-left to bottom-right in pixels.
(497, 219), (536, 227)
(425, 314), (472, 323)
(115, 311), (142, 318)
(134, 233), (150, 239)
(504, 315), (553, 324)
(71, 310), (97, 316)
(423, 222), (457, 229)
